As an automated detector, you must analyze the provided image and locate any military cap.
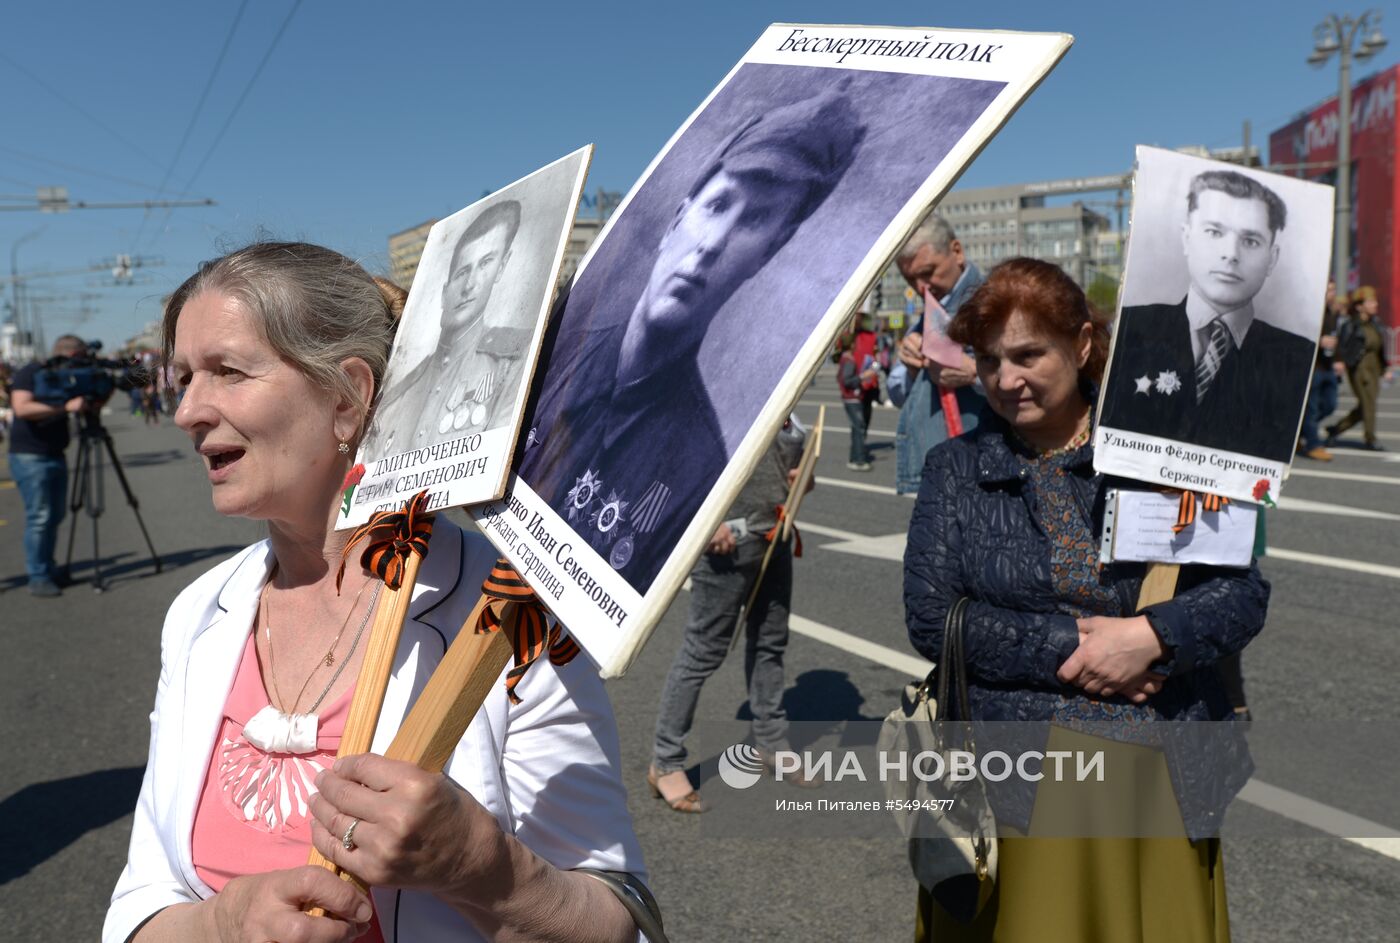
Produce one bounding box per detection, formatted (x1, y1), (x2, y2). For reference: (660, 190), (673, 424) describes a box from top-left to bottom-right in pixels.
(694, 77), (866, 223)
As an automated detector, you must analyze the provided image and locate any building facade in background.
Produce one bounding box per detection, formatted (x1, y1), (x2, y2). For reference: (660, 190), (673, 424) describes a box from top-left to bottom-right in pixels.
(388, 218), (438, 291)
(1270, 63), (1397, 342)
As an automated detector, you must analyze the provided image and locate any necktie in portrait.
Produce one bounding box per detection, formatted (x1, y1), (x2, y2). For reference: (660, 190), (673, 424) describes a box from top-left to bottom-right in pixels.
(1196, 318), (1233, 402)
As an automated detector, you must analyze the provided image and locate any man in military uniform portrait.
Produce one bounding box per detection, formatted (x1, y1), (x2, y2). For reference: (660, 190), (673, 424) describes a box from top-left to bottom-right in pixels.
(520, 84), (865, 593)
(366, 199), (524, 457)
(1100, 169), (1315, 463)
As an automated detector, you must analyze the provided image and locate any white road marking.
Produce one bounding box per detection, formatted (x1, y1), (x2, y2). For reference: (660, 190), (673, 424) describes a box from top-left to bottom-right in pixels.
(1264, 548), (1400, 581)
(784, 608), (1400, 862)
(1274, 495), (1400, 520)
(789, 614), (930, 678)
(814, 475), (911, 497)
(799, 522), (906, 561)
(815, 473), (1398, 518)
(1289, 468), (1400, 486)
(1236, 780), (1400, 858)
(811, 423), (895, 439)
(799, 521), (1400, 583)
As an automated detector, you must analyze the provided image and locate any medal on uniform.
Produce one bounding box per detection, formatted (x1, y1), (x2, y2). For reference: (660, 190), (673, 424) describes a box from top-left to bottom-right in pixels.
(566, 469), (602, 523)
(590, 490), (628, 542)
(632, 480), (672, 535)
(610, 536), (634, 569)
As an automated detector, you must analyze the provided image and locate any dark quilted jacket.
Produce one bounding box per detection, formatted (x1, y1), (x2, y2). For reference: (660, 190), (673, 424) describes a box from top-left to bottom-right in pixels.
(903, 416), (1269, 839)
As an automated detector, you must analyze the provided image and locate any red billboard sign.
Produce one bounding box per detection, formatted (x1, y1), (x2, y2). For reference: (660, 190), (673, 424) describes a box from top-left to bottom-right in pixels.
(1270, 64), (1397, 337)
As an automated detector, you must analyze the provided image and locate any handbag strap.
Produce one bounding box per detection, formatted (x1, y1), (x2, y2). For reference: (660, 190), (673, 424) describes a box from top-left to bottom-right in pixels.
(934, 597), (970, 721)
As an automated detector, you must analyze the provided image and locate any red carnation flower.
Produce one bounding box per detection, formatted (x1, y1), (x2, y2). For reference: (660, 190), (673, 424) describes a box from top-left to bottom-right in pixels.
(342, 463), (366, 491)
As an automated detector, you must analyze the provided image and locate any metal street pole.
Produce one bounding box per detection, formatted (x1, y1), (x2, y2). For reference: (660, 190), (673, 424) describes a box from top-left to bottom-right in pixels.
(1310, 11), (1388, 289)
(10, 228), (44, 355)
(1334, 21), (1353, 289)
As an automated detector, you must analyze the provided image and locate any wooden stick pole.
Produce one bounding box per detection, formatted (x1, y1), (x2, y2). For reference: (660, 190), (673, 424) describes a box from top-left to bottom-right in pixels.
(307, 588), (523, 905)
(382, 599), (513, 772)
(728, 407), (824, 655)
(1136, 562), (1181, 610)
(306, 550), (425, 893)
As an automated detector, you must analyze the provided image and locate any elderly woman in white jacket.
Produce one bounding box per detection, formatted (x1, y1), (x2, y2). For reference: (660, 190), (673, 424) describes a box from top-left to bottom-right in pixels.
(105, 243), (647, 943)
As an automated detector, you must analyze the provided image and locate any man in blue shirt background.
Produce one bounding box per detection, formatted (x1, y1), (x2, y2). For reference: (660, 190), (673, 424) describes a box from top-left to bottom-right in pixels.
(886, 215), (985, 494)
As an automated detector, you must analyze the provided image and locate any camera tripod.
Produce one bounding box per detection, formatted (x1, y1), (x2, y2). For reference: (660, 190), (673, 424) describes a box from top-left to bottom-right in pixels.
(63, 410), (162, 592)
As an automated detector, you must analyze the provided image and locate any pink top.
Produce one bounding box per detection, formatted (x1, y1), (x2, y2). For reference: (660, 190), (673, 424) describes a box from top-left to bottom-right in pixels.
(192, 632), (384, 943)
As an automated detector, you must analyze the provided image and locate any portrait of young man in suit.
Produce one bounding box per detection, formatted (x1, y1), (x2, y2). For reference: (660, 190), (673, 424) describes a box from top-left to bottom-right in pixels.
(1100, 170), (1315, 463)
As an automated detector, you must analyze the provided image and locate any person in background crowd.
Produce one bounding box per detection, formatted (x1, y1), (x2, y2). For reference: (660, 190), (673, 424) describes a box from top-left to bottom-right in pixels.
(838, 331), (879, 471)
(648, 418), (812, 812)
(887, 213), (985, 494)
(905, 258), (1266, 942)
(1298, 279), (1345, 460)
(1327, 285), (1394, 451)
(142, 381), (162, 425)
(7, 335), (93, 597)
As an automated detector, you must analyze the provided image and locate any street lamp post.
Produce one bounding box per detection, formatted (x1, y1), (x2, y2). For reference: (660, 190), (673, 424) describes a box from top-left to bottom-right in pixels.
(9, 228), (44, 356)
(1309, 11), (1388, 289)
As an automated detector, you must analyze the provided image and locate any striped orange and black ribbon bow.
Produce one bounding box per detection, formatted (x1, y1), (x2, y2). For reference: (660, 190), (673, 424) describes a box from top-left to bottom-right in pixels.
(1172, 490), (1231, 534)
(762, 505), (803, 557)
(336, 489), (436, 591)
(476, 557), (580, 704)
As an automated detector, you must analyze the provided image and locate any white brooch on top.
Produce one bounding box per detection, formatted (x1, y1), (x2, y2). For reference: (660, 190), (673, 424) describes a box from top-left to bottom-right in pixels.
(1134, 375), (1152, 394)
(1154, 370), (1182, 395)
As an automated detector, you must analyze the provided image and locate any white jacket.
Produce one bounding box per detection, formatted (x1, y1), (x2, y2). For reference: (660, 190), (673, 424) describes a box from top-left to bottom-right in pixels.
(105, 522), (645, 943)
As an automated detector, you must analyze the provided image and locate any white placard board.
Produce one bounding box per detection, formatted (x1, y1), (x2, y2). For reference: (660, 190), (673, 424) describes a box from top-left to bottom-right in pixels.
(474, 24), (1074, 676)
(338, 146), (592, 528)
(1095, 146), (1335, 505)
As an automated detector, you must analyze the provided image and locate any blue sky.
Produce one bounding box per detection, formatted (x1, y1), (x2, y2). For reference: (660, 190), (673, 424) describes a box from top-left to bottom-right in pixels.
(2, 0), (1392, 350)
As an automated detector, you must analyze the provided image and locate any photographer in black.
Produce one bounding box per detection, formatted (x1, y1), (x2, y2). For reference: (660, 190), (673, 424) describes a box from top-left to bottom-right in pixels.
(8, 335), (101, 596)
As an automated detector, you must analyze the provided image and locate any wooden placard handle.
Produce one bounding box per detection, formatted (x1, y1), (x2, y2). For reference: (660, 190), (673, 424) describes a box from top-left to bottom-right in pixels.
(1136, 561), (1180, 610)
(306, 588), (521, 909)
(383, 597), (513, 772)
(306, 550), (425, 901)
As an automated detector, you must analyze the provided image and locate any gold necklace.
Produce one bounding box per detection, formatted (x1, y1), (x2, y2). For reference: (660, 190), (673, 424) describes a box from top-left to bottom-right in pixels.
(261, 567), (374, 715)
(1014, 421), (1091, 460)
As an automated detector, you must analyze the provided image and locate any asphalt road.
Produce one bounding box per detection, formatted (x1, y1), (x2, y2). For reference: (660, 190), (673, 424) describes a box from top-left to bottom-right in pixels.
(2, 372), (1397, 941)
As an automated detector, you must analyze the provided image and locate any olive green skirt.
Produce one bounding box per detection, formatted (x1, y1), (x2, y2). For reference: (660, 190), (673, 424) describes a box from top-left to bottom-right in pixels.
(915, 728), (1229, 943)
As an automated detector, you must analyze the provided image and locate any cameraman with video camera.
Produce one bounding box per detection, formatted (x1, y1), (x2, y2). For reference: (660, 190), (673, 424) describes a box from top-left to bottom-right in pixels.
(8, 335), (93, 596)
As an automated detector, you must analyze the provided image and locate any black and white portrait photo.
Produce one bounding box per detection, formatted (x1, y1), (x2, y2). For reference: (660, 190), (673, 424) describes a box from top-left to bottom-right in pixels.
(343, 147), (590, 526)
(1098, 147), (1333, 493)
(515, 64), (1007, 595)
(368, 201), (525, 455)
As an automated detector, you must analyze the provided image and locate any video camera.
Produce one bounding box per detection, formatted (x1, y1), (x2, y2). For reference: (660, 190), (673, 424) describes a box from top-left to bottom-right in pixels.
(31, 340), (147, 405)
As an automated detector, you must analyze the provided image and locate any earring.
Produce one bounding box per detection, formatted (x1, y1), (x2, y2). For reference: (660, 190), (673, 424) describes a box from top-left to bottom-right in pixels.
(337, 441), (350, 455)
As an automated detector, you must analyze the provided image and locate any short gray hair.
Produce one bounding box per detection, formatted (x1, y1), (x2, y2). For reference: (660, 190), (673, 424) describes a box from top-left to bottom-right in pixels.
(162, 242), (396, 437)
(896, 212), (957, 262)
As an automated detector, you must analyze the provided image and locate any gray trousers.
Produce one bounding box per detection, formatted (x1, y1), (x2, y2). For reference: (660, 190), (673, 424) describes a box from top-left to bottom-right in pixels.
(652, 535), (793, 772)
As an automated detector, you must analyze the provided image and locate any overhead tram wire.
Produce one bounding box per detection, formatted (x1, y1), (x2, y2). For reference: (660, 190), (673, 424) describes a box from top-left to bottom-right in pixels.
(0, 145), (167, 194)
(145, 0), (304, 251)
(0, 48), (165, 171)
(131, 0), (250, 251)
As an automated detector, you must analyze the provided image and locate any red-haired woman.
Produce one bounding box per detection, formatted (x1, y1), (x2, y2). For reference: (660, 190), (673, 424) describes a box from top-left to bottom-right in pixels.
(904, 258), (1268, 942)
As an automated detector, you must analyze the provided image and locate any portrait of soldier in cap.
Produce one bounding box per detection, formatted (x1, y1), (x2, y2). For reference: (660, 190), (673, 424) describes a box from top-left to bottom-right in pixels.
(365, 199), (524, 458)
(520, 82), (866, 593)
